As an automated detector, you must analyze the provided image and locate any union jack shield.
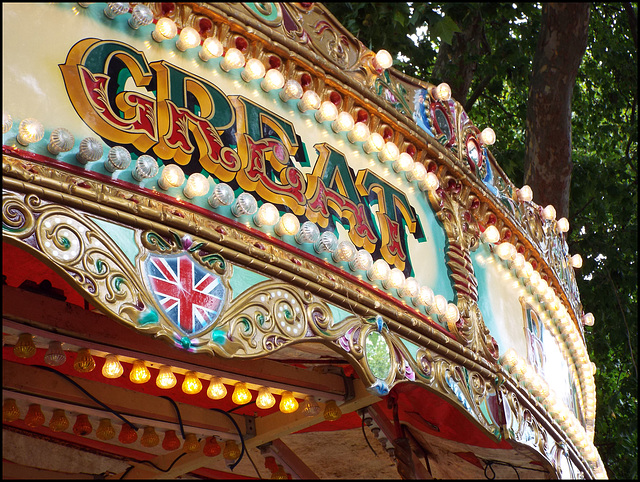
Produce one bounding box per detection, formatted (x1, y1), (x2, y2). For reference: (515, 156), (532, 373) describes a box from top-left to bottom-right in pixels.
(145, 253), (227, 337)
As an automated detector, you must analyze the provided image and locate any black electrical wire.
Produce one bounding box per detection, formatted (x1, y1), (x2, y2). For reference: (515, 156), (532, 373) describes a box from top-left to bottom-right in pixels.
(361, 415), (378, 456)
(119, 453), (188, 479)
(483, 460), (496, 480)
(481, 458), (553, 480)
(33, 365), (138, 431)
(209, 407), (247, 472)
(159, 395), (186, 440)
(225, 400), (256, 413)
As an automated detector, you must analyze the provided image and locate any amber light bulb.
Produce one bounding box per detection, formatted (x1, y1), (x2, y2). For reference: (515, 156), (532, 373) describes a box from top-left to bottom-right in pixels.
(3, 399), (21, 423)
(207, 377), (228, 400)
(74, 348), (96, 373)
(96, 419), (116, 440)
(73, 413), (93, 436)
(130, 359), (151, 384)
(141, 426), (160, 447)
(204, 436), (221, 457)
(231, 382), (252, 405)
(183, 433), (200, 453)
(279, 391), (299, 414)
(223, 440), (241, 461)
(323, 400), (342, 421)
(256, 387), (276, 410)
(156, 365), (177, 389)
(182, 371), (203, 395)
(13, 333), (36, 359)
(49, 409), (70, 432)
(24, 404), (45, 427)
(162, 429), (181, 451)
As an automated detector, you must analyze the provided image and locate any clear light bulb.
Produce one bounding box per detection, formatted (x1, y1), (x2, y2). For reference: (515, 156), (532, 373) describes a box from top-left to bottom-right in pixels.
(443, 303), (460, 324)
(76, 137), (103, 164)
(517, 185), (533, 202)
(431, 295), (448, 316)
(332, 240), (357, 263)
(102, 354), (124, 379)
(481, 225), (500, 244)
(256, 387), (276, 409)
(158, 164), (185, 190)
(570, 253), (583, 268)
(44, 340), (66, 367)
(17, 118), (44, 146)
(294, 221), (320, 244)
(347, 122), (370, 143)
(374, 49), (393, 70)
(314, 101), (338, 123)
(393, 152), (413, 172)
(367, 258), (390, 281)
(156, 365), (177, 389)
(199, 37), (224, 61)
(332, 112), (355, 133)
(378, 142), (399, 162)
(261, 69), (285, 92)
(480, 127), (496, 145)
(582, 312), (594, 326)
(557, 217), (570, 233)
(398, 277), (419, 298)
(231, 192), (258, 217)
(176, 27), (200, 51)
(152, 17), (177, 42)
(132, 155), (159, 181)
(301, 396), (321, 417)
(104, 2), (129, 19)
(241, 58), (265, 82)
(382, 268), (405, 290)
(105, 146), (131, 172)
(184, 172), (210, 198)
(542, 205), (556, 221)
(349, 249), (373, 271)
(496, 242), (516, 261)
(298, 90), (322, 113)
(208, 182), (235, 208)
(207, 377), (227, 400)
(419, 171), (439, 192)
(47, 128), (75, 154)
(253, 202), (279, 227)
(128, 4), (153, 29)
(363, 132), (385, 154)
(406, 161), (427, 182)
(314, 231), (338, 254)
(3, 112), (13, 133)
(433, 82), (451, 101)
(220, 48), (246, 72)
(274, 213), (300, 237)
(279, 80), (304, 102)
(414, 285), (434, 308)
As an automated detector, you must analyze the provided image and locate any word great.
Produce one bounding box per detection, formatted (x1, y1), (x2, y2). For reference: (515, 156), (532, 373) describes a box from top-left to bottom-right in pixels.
(60, 39), (425, 272)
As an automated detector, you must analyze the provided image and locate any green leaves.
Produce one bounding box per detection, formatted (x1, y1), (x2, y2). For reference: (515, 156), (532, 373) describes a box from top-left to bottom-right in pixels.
(430, 15), (462, 44)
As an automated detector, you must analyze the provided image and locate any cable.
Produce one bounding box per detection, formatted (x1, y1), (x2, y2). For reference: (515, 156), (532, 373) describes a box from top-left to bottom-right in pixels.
(159, 395), (186, 439)
(209, 407), (246, 471)
(483, 460), (496, 480)
(119, 453), (188, 479)
(226, 401), (256, 413)
(361, 414), (378, 456)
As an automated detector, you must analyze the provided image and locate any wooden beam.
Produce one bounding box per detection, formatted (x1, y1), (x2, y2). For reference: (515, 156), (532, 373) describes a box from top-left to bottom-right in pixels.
(259, 438), (319, 479)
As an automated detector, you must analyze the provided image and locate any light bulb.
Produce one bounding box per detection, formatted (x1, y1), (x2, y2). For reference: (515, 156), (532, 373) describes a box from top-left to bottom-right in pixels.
(162, 430), (181, 451)
(314, 231), (338, 254)
(298, 90), (321, 112)
(367, 258), (390, 281)
(261, 69), (285, 92)
(419, 171), (439, 192)
(431, 294), (448, 316)
(279, 80), (304, 102)
(382, 268), (405, 290)
(481, 225), (500, 244)
(220, 48), (246, 72)
(47, 128), (75, 155)
(184, 172), (210, 198)
(570, 254), (583, 269)
(557, 217), (570, 233)
(76, 137), (103, 164)
(433, 83), (451, 101)
(17, 118), (44, 145)
(208, 182), (235, 208)
(49, 409), (70, 432)
(496, 242), (516, 261)
(378, 142), (399, 162)
(176, 27), (200, 51)
(14, 333), (36, 358)
(232, 382), (252, 405)
(118, 423), (138, 444)
(199, 37), (224, 61)
(363, 132), (385, 154)
(443, 303), (460, 324)
(74, 348), (96, 373)
(301, 396), (321, 417)
(3, 399), (20, 423)
(156, 365), (177, 389)
(231, 192), (258, 217)
(253, 202), (279, 227)
(398, 277), (419, 298)
(241, 58), (265, 82)
(140, 426), (160, 447)
(274, 213), (300, 237)
(332, 112), (355, 133)
(348, 122), (370, 143)
(480, 127), (496, 146)
(182, 371), (202, 394)
(349, 249), (373, 271)
(158, 164), (185, 190)
(73, 414), (93, 436)
(517, 185), (533, 202)
(153, 17), (177, 42)
(393, 152), (414, 172)
(132, 155), (159, 180)
(499, 348), (518, 368)
(510, 252), (525, 271)
(542, 204), (556, 221)
(374, 49), (393, 70)
(207, 376), (227, 400)
(130, 359), (150, 384)
(3, 113), (12, 133)
(25, 404), (45, 427)
(528, 270), (541, 287)
(223, 440), (241, 460)
(256, 387), (276, 409)
(313, 101), (339, 123)
(332, 240), (357, 263)
(279, 391), (299, 413)
(104, 2), (129, 19)
(102, 354), (124, 379)
(203, 436), (221, 457)
(406, 161), (427, 182)
(105, 146), (131, 172)
(44, 340), (66, 367)
(128, 4), (153, 29)
(183, 433), (200, 453)
(323, 400), (342, 421)
(414, 285), (434, 308)
(295, 221), (320, 244)
(582, 312), (594, 327)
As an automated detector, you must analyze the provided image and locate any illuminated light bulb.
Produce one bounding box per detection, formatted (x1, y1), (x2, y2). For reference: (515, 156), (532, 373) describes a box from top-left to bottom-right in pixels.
(153, 17), (178, 42)
(443, 303), (461, 324)
(542, 204), (556, 221)
(184, 172), (210, 198)
(481, 225), (500, 244)
(140, 426), (160, 447)
(103, 2), (129, 19)
(182, 371), (203, 395)
(49, 409), (70, 432)
(528, 270), (541, 288)
(543, 286), (556, 304)
(279, 80), (304, 102)
(3, 113), (12, 133)
(349, 249), (373, 272)
(256, 387), (276, 409)
(480, 127), (496, 146)
(47, 128), (75, 155)
(323, 399), (342, 421)
(199, 37), (224, 61)
(102, 354), (124, 379)
(298, 90), (321, 113)
(569, 254), (583, 269)
(73, 414), (93, 436)
(208, 182), (235, 208)
(13, 333), (36, 359)
(220, 47), (246, 72)
(118, 423), (138, 444)
(414, 285), (434, 308)
(128, 4), (153, 29)
(431, 294), (448, 316)
(176, 27), (200, 51)
(374, 49), (393, 70)
(590, 362), (597, 373)
(231, 192), (258, 217)
(158, 164), (185, 190)
(582, 312), (594, 327)
(76, 137), (103, 164)
(314, 101), (339, 123)
(433, 82), (452, 101)
(183, 433), (200, 452)
(419, 171), (439, 192)
(261, 68), (285, 92)
(332, 112), (355, 133)
(393, 152), (414, 172)
(204, 436), (221, 457)
(3, 399), (20, 423)
(162, 430), (181, 451)
(156, 365), (177, 389)
(96, 419), (116, 440)
(207, 377), (227, 400)
(294, 221), (320, 244)
(510, 252), (525, 271)
(534, 277), (549, 296)
(496, 242), (516, 261)
(367, 258), (391, 281)
(509, 357), (527, 379)
(363, 132), (385, 154)
(557, 217), (570, 233)
(348, 122), (370, 143)
(301, 396), (321, 417)
(241, 58), (266, 82)
(223, 440), (241, 461)
(254, 203), (279, 227)
(274, 213), (300, 237)
(382, 267), (405, 290)
(378, 142), (399, 163)
(517, 185), (533, 202)
(314, 231), (338, 254)
(499, 348), (518, 368)
(105, 146), (131, 172)
(332, 240), (357, 263)
(17, 118), (44, 146)
(406, 161), (427, 182)
(398, 277), (420, 298)
(232, 382), (252, 405)
(74, 348), (96, 373)
(25, 404), (45, 427)
(132, 155), (159, 181)
(279, 391), (299, 413)
(129, 359), (151, 384)
(519, 261), (534, 279)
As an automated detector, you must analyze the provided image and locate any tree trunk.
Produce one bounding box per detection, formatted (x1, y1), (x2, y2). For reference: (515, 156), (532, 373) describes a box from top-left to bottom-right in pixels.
(523, 3), (590, 219)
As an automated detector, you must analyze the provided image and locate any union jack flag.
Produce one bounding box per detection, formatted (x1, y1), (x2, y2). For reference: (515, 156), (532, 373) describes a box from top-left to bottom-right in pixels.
(147, 254), (226, 336)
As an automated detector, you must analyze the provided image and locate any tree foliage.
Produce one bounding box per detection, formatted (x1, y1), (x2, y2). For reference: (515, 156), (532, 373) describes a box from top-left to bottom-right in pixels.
(325, 3), (638, 479)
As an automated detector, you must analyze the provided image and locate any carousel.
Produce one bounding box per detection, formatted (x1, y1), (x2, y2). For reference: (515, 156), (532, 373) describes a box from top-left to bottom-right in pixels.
(2, 3), (606, 479)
